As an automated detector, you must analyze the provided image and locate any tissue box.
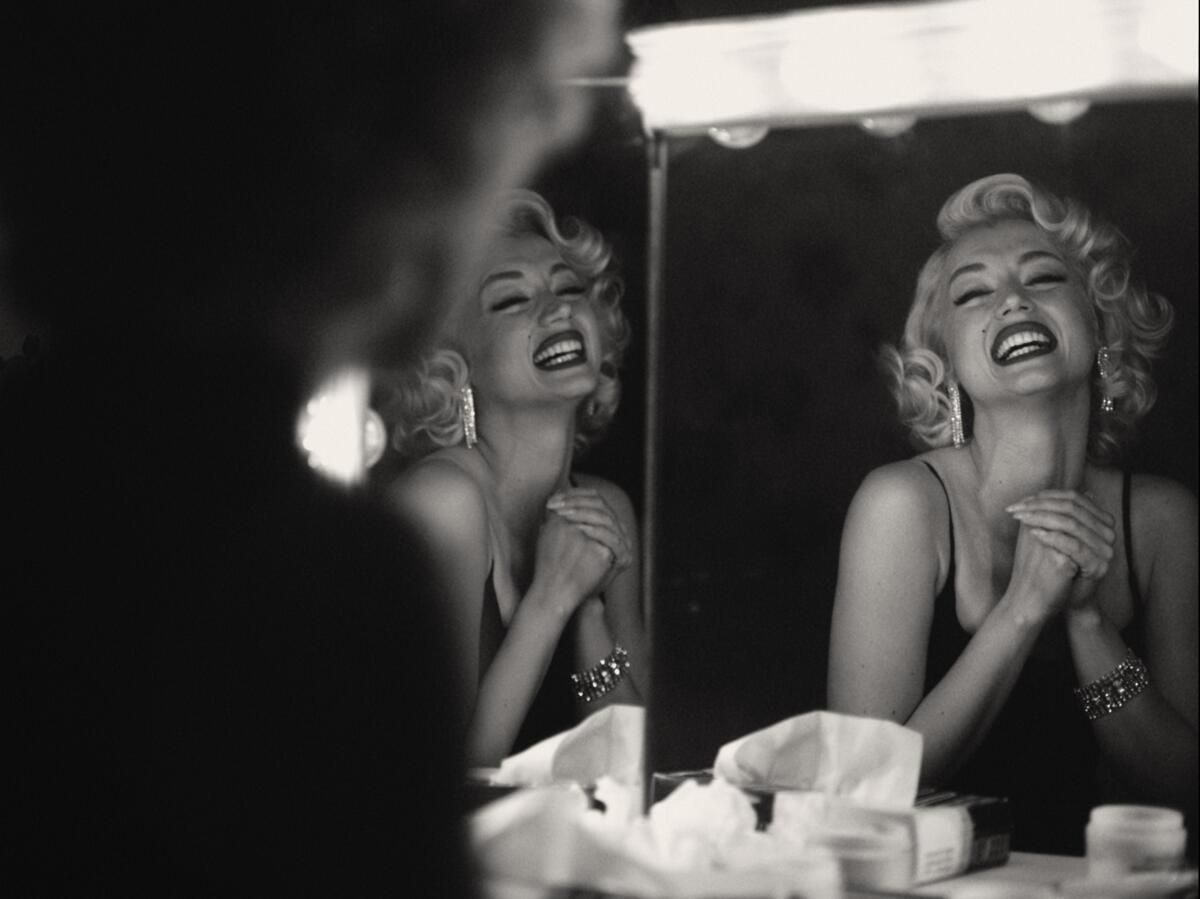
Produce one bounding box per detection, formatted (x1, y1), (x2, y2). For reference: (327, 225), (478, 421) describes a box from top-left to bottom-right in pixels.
(651, 771), (1011, 884)
(842, 790), (1011, 884)
(914, 788), (1011, 876)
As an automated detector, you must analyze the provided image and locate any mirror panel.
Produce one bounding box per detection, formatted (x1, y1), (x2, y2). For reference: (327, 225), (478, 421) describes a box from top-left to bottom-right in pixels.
(646, 100), (1198, 771)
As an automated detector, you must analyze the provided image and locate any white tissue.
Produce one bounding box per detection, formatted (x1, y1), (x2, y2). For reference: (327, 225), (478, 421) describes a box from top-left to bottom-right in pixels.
(494, 703), (644, 788)
(713, 710), (922, 809)
(471, 776), (842, 898)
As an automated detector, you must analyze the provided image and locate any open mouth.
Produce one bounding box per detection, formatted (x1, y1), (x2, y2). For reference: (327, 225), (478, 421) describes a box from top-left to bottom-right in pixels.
(533, 329), (588, 371)
(991, 321), (1057, 366)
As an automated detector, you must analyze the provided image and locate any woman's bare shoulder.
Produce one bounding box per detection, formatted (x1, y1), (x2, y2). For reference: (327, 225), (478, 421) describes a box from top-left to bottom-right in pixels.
(385, 449), (490, 543)
(1129, 472), (1198, 540)
(851, 454), (949, 518)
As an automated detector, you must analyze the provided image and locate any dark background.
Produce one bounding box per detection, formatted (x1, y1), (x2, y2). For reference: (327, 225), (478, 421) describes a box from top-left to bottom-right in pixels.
(536, 10), (1198, 775)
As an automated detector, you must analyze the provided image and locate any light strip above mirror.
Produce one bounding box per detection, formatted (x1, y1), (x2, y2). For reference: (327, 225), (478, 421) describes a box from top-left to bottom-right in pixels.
(626, 0), (1198, 134)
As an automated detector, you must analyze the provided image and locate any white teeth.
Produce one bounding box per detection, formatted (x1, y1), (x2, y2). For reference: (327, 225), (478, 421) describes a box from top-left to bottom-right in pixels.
(534, 339), (583, 364)
(996, 330), (1051, 361)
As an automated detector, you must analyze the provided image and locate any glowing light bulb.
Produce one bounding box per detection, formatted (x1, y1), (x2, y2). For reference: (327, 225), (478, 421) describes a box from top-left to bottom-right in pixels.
(1027, 99), (1091, 124)
(858, 114), (917, 137)
(707, 124), (769, 149)
(363, 409), (386, 468)
(295, 367), (370, 486)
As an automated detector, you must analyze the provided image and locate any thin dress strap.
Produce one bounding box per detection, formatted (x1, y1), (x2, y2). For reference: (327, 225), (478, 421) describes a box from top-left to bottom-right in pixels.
(919, 460), (955, 563)
(1123, 469), (1144, 608)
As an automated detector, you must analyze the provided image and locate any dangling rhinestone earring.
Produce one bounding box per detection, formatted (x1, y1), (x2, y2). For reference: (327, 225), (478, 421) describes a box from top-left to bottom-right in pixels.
(460, 384), (478, 448)
(948, 380), (966, 448)
(1096, 346), (1115, 413)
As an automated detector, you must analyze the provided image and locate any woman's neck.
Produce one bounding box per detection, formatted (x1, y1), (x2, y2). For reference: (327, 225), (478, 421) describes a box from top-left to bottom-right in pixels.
(475, 403), (578, 543)
(966, 387), (1092, 512)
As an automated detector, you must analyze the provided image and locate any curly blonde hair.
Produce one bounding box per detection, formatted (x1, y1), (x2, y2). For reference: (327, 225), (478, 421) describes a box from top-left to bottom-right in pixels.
(380, 189), (630, 459)
(882, 173), (1173, 465)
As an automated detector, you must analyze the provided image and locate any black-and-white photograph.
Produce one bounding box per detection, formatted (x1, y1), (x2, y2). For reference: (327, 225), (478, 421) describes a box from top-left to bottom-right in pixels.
(4, 1), (1196, 896)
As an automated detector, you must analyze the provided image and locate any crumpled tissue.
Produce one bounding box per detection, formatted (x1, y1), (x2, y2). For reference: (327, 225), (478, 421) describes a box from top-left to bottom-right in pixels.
(471, 774), (841, 898)
(477, 708), (926, 895)
(714, 710), (922, 809)
(494, 703), (644, 788)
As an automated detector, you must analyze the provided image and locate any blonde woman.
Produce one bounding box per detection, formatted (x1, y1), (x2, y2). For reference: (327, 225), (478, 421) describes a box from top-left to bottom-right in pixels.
(829, 174), (1196, 853)
(379, 190), (646, 766)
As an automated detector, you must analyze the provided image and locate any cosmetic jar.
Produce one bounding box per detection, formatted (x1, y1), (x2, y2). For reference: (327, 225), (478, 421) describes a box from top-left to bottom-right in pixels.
(1085, 804), (1186, 879)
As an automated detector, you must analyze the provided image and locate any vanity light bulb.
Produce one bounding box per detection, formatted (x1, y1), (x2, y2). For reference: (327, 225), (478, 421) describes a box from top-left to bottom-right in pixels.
(707, 124), (769, 149)
(858, 114), (917, 137)
(295, 366), (371, 486)
(363, 409), (386, 469)
(1028, 99), (1091, 125)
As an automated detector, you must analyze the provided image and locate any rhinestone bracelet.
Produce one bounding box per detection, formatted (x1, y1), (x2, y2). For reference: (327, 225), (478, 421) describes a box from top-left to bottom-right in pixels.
(1073, 648), (1150, 721)
(570, 644), (631, 703)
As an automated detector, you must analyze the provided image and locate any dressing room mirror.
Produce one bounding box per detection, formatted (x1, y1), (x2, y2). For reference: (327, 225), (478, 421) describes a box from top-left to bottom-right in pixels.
(644, 99), (1198, 772)
(612, 0), (1198, 778)
(448, 0), (1198, 789)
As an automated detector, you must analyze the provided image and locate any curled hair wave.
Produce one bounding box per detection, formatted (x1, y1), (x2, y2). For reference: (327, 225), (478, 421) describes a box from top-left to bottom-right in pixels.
(884, 173), (1173, 464)
(380, 348), (471, 459)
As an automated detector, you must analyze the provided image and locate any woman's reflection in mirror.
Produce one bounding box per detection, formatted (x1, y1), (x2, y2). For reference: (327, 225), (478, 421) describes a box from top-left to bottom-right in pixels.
(828, 173), (1197, 855)
(375, 190), (647, 768)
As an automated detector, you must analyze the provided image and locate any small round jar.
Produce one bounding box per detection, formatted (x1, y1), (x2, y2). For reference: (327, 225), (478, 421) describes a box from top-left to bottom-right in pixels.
(1085, 804), (1186, 879)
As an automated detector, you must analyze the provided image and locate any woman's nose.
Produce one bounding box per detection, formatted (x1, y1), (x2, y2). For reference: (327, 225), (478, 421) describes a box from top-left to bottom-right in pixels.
(995, 287), (1030, 317)
(538, 294), (572, 324)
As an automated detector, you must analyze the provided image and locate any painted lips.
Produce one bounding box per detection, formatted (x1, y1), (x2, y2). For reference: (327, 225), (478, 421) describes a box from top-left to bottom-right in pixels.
(991, 321), (1057, 365)
(533, 329), (587, 370)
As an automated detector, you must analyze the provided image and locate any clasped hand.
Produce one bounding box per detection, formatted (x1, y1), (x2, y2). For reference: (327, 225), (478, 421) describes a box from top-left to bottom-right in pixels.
(1007, 489), (1116, 612)
(533, 488), (632, 613)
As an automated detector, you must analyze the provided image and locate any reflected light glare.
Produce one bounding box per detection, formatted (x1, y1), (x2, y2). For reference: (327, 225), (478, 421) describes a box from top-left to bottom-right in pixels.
(778, 19), (926, 113)
(858, 114), (917, 137)
(630, 54), (769, 129)
(296, 367), (370, 486)
(1138, 0), (1199, 76)
(955, 0), (1115, 99)
(626, 0), (1198, 133)
(1028, 99), (1091, 124)
(708, 124), (770, 148)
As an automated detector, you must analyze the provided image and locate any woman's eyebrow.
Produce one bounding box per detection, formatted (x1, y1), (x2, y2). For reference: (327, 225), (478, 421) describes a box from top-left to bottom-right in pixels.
(947, 261), (985, 286)
(1019, 249), (1063, 265)
(948, 248), (1064, 287)
(479, 270), (525, 290)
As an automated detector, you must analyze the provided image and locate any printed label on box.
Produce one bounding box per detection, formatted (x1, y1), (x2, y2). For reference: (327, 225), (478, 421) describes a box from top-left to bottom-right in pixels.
(910, 806), (972, 883)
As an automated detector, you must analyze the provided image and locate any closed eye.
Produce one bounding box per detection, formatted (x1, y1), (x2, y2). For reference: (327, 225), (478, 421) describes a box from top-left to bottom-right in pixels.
(1027, 273), (1067, 286)
(556, 285), (587, 299)
(953, 288), (991, 306)
(491, 296), (529, 312)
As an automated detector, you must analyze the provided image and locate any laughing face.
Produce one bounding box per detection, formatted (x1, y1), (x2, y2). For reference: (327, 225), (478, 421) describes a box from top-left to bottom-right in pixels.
(940, 218), (1097, 406)
(463, 230), (601, 409)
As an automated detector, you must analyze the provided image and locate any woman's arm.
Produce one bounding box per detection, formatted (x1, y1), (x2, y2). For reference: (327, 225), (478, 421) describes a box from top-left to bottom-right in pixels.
(385, 459), (493, 735)
(828, 462), (1073, 786)
(567, 476), (646, 710)
(388, 460), (599, 766)
(1064, 476), (1197, 808)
